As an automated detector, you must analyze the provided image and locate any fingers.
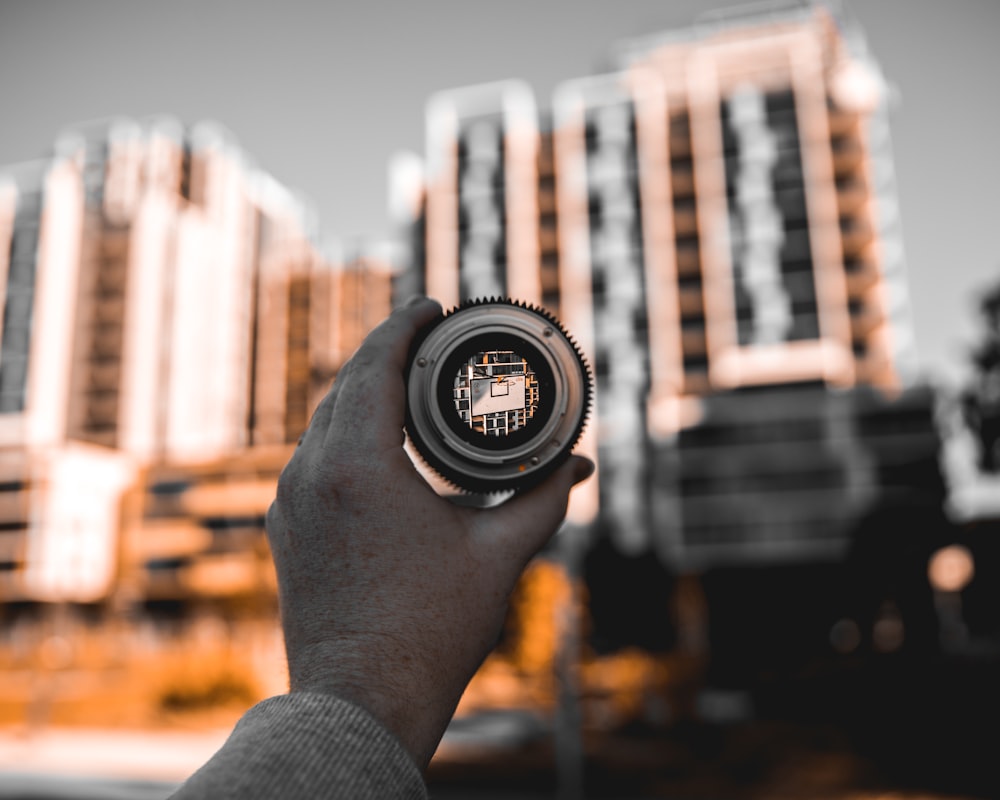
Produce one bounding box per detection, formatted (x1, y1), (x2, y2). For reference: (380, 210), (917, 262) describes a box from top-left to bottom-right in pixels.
(324, 296), (442, 452)
(472, 455), (595, 575)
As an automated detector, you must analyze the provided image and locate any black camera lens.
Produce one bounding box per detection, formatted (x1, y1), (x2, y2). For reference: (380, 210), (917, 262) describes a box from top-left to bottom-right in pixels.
(405, 299), (592, 493)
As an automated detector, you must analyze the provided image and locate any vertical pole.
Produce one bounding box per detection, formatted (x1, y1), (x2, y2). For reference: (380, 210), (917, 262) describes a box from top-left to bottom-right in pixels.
(554, 522), (586, 800)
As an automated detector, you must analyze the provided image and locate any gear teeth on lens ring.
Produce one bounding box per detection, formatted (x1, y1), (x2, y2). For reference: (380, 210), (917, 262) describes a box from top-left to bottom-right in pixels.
(404, 297), (592, 495)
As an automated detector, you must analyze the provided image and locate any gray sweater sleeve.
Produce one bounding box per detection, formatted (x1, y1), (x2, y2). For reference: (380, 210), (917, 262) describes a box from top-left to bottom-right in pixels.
(169, 693), (428, 799)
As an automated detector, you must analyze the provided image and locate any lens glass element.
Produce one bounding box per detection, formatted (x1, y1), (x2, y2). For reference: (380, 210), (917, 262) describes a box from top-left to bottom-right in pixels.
(453, 350), (539, 437)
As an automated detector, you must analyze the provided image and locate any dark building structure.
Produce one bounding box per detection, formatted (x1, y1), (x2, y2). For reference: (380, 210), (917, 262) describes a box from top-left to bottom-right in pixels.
(392, 2), (950, 679)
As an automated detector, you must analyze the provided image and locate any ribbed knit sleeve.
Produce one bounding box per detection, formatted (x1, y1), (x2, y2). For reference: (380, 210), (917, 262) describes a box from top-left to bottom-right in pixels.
(169, 693), (428, 799)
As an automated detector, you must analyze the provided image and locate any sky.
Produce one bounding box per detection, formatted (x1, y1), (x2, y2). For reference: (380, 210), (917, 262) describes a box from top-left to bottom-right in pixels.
(1, 0), (998, 389)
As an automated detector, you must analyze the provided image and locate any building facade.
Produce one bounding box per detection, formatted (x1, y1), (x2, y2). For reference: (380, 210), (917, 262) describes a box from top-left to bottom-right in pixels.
(0, 118), (394, 604)
(396, 4), (938, 573)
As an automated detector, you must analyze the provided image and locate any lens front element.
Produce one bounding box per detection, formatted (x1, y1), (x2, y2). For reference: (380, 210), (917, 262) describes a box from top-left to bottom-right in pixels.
(454, 349), (538, 437)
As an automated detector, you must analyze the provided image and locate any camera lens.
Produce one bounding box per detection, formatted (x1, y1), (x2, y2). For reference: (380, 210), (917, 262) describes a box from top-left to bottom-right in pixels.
(405, 299), (592, 493)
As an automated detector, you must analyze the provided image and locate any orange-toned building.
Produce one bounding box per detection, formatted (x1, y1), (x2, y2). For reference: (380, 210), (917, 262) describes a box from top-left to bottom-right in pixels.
(0, 118), (395, 609)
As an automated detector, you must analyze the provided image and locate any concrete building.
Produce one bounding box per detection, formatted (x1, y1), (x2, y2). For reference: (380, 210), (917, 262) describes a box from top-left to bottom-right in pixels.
(0, 118), (389, 604)
(400, 3), (936, 576)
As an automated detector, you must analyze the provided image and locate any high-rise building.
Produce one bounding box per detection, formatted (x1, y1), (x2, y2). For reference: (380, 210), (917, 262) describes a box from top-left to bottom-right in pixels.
(613, 5), (912, 402)
(0, 118), (292, 462)
(606, 6), (929, 569)
(399, 3), (937, 572)
(0, 117), (387, 604)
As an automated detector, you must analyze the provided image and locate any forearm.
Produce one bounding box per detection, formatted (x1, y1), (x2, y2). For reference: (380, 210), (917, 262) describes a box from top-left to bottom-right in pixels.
(169, 693), (427, 800)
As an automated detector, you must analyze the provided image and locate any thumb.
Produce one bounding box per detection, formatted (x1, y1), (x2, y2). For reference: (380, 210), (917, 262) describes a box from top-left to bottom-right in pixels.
(472, 455), (595, 573)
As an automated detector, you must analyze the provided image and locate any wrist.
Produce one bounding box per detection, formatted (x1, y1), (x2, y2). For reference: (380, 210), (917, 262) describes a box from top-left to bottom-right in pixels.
(286, 639), (454, 770)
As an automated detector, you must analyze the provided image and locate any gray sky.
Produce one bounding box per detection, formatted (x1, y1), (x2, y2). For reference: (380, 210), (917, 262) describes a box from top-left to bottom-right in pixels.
(2, 0), (998, 388)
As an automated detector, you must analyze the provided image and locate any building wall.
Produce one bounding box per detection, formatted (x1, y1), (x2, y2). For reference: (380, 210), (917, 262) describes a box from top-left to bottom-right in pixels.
(424, 80), (541, 310)
(409, 6), (934, 568)
(0, 118), (386, 603)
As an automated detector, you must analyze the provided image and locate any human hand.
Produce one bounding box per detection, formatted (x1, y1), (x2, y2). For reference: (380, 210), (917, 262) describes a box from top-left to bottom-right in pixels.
(265, 296), (595, 769)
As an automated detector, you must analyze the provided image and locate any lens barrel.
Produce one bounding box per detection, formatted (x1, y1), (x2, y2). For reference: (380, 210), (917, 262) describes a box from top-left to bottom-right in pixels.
(405, 298), (591, 493)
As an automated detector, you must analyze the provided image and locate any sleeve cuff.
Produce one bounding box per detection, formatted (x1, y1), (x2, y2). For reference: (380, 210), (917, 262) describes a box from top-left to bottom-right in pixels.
(171, 693), (427, 799)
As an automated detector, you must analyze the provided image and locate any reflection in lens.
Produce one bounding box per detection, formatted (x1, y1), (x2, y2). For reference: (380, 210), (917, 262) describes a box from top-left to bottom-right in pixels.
(453, 350), (539, 437)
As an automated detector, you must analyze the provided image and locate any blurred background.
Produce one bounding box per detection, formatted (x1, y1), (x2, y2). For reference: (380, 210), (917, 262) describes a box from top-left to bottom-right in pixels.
(1, 1), (999, 798)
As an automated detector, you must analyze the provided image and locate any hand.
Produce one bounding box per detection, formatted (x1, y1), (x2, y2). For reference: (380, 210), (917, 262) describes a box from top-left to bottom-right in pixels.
(265, 296), (595, 769)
